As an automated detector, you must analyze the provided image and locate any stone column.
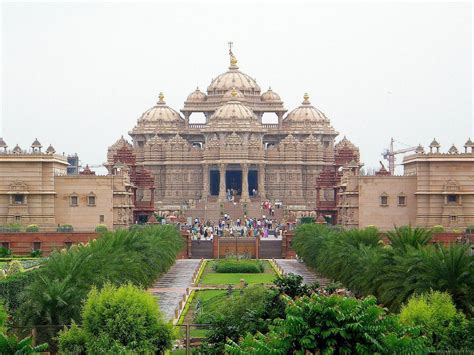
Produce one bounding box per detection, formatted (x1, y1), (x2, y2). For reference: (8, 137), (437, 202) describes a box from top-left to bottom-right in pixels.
(218, 163), (226, 201)
(259, 164), (266, 199)
(202, 164), (209, 200)
(241, 163), (249, 202)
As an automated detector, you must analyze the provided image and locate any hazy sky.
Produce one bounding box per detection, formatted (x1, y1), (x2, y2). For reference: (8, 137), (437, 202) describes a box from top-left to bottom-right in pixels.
(1, 2), (472, 173)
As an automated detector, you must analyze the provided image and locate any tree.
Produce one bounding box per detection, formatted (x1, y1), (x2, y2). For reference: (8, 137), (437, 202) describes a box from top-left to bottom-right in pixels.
(58, 283), (173, 354)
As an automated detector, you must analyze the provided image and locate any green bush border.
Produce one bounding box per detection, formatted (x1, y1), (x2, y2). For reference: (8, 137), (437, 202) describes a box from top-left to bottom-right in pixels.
(194, 260), (207, 285)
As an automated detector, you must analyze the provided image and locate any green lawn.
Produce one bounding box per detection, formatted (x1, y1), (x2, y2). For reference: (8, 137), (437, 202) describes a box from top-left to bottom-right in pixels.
(198, 260), (277, 286)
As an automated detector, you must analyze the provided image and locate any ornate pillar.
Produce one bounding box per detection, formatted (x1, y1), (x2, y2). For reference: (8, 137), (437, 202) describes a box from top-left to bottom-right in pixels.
(202, 164), (209, 200)
(218, 163), (227, 201)
(241, 163), (249, 202)
(259, 164), (266, 199)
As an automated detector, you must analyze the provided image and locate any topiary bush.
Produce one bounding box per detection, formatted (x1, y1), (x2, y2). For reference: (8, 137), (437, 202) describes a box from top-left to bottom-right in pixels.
(58, 283), (173, 354)
(431, 225), (445, 233)
(0, 269), (38, 312)
(57, 224), (73, 232)
(213, 260), (264, 273)
(25, 224), (39, 232)
(94, 224), (108, 233)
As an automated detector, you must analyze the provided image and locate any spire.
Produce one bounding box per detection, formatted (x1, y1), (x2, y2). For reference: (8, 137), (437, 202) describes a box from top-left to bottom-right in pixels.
(157, 92), (165, 105)
(228, 41), (238, 69)
(302, 93), (310, 105)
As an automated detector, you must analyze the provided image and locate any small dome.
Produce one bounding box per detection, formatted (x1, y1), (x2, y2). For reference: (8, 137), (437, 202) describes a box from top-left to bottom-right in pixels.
(12, 144), (22, 154)
(261, 87), (281, 102)
(464, 138), (474, 147)
(46, 144), (56, 154)
(448, 144), (458, 154)
(0, 138), (7, 149)
(31, 138), (42, 148)
(429, 138), (440, 148)
(140, 93), (183, 123)
(284, 93), (328, 123)
(415, 144), (424, 154)
(186, 87), (207, 102)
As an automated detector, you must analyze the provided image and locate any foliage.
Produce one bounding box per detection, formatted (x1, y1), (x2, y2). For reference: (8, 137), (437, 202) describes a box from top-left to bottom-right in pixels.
(226, 294), (430, 354)
(299, 216), (314, 224)
(273, 273), (318, 299)
(199, 285), (280, 354)
(94, 224), (108, 233)
(212, 259), (264, 273)
(0, 270), (38, 312)
(0, 304), (7, 334)
(0, 333), (48, 354)
(386, 225), (432, 252)
(57, 224), (73, 232)
(0, 248), (11, 258)
(29, 250), (42, 258)
(25, 224), (39, 232)
(400, 291), (474, 351)
(17, 225), (183, 346)
(6, 261), (23, 276)
(0, 224), (21, 233)
(432, 225), (445, 233)
(292, 224), (474, 313)
(58, 283), (173, 354)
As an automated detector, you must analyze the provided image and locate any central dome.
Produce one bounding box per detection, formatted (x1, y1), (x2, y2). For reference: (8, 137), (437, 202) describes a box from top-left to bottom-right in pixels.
(207, 55), (261, 94)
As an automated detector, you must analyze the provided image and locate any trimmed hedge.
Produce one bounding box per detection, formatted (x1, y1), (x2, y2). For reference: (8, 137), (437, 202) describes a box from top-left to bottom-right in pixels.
(213, 260), (264, 273)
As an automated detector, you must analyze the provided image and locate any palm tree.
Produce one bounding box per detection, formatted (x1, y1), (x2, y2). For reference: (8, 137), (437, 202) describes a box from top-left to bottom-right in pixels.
(386, 226), (432, 252)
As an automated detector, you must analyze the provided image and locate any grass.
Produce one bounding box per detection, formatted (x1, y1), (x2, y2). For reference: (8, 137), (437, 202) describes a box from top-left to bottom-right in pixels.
(199, 260), (276, 286)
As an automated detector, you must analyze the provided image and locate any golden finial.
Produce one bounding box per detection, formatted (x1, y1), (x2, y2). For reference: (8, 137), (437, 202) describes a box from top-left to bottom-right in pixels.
(231, 87), (238, 97)
(228, 41), (238, 68)
(158, 92), (165, 103)
(303, 93), (309, 101)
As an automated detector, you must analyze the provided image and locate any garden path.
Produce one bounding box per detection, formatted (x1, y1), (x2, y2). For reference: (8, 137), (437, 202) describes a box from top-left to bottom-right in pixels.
(274, 259), (330, 287)
(148, 259), (201, 320)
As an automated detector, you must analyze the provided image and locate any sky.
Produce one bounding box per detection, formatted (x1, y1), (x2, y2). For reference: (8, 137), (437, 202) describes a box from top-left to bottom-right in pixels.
(1, 1), (472, 173)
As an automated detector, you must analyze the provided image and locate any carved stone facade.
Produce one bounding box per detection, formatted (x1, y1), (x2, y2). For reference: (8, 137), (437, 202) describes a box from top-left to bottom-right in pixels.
(107, 49), (360, 219)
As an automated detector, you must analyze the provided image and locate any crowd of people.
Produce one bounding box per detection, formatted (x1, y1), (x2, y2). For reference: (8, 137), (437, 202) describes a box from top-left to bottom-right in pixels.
(188, 213), (285, 241)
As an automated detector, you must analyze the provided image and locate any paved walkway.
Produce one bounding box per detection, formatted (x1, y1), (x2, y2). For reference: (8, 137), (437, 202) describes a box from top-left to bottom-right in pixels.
(148, 259), (201, 320)
(274, 259), (330, 287)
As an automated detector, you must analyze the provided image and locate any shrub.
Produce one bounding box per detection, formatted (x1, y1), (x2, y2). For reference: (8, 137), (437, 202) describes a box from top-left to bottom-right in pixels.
(226, 294), (430, 354)
(6, 261), (23, 276)
(29, 250), (42, 258)
(299, 216), (314, 224)
(25, 224), (39, 232)
(18, 225), (183, 346)
(58, 283), (173, 354)
(213, 260), (264, 273)
(400, 291), (473, 351)
(432, 225), (445, 233)
(273, 273), (317, 298)
(0, 270), (38, 312)
(0, 248), (11, 258)
(57, 224), (73, 232)
(0, 334), (48, 354)
(94, 224), (108, 233)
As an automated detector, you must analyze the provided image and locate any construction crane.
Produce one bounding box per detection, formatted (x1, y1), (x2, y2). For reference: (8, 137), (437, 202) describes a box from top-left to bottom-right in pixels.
(382, 138), (417, 175)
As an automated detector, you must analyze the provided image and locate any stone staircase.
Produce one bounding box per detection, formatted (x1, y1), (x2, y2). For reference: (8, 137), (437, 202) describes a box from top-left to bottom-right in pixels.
(182, 199), (267, 222)
(149, 259), (201, 320)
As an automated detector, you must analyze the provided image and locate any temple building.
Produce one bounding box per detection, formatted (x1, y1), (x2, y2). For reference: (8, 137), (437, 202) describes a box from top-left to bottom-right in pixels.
(0, 138), (134, 231)
(107, 48), (360, 222)
(337, 139), (474, 230)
